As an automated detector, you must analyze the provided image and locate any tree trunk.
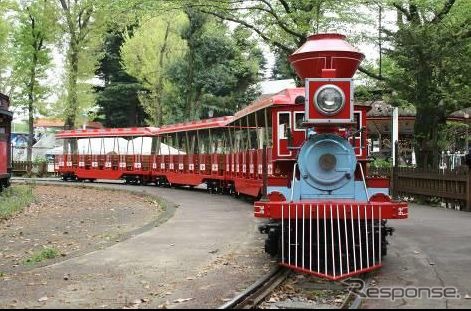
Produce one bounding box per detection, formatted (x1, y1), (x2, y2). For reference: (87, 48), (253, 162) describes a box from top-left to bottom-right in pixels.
(186, 46), (195, 120)
(26, 52), (38, 175)
(412, 50), (444, 169)
(154, 22), (171, 126)
(64, 39), (79, 154)
(64, 39), (79, 130)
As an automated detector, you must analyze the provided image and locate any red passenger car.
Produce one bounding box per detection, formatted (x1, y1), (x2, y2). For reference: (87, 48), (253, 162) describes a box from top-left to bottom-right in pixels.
(0, 93), (12, 191)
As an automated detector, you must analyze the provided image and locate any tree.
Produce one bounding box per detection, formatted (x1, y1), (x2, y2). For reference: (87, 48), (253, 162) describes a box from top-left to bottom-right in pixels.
(109, 0), (373, 84)
(57, 0), (105, 129)
(12, 0), (58, 169)
(185, 0), (470, 168)
(381, 0), (471, 167)
(0, 0), (16, 95)
(89, 0), (471, 169)
(160, 9), (264, 122)
(95, 28), (147, 128)
(271, 49), (295, 80)
(188, 0), (373, 82)
(121, 12), (188, 126)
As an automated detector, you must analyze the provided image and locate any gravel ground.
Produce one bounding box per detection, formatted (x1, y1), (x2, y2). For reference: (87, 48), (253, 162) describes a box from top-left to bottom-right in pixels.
(0, 185), (163, 276)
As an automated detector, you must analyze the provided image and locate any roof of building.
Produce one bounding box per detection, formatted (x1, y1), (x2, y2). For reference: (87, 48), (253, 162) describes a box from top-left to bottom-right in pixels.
(450, 107), (471, 121)
(363, 101), (470, 122)
(363, 101), (416, 119)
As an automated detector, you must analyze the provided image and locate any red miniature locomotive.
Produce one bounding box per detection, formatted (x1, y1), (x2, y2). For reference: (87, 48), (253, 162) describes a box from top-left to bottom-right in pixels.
(56, 33), (408, 280)
(255, 34), (407, 280)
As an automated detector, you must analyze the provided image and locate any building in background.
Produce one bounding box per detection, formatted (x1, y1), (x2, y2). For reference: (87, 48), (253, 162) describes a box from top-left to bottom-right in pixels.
(12, 118), (104, 162)
(366, 102), (470, 168)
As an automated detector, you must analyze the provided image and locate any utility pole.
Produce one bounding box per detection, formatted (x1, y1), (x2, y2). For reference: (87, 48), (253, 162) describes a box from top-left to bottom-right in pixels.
(392, 107), (399, 166)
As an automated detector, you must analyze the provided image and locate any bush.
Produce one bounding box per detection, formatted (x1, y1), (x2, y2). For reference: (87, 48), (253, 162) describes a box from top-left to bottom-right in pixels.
(370, 158), (392, 169)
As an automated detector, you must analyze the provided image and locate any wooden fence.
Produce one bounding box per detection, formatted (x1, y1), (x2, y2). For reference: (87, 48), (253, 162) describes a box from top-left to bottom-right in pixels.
(12, 161), (48, 177)
(390, 166), (471, 211)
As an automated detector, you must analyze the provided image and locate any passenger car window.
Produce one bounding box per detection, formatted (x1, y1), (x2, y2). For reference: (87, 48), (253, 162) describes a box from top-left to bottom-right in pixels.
(278, 113), (290, 139)
(294, 112), (305, 131)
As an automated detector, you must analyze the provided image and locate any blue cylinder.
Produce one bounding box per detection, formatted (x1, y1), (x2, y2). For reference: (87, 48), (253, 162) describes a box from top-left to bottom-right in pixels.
(298, 134), (357, 192)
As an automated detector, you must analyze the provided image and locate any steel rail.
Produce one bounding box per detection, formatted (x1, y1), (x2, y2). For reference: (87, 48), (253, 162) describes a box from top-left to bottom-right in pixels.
(340, 276), (371, 309)
(219, 267), (290, 309)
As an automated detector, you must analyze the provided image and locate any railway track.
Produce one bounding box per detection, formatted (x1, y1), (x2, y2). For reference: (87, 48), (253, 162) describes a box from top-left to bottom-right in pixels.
(219, 267), (291, 309)
(219, 266), (368, 309)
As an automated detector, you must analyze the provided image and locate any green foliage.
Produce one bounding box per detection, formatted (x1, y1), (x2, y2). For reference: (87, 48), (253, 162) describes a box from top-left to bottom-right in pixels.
(164, 11), (264, 121)
(58, 0), (107, 129)
(9, 0), (59, 165)
(24, 247), (59, 265)
(121, 8), (264, 125)
(381, 0), (471, 167)
(94, 28), (147, 128)
(353, 84), (386, 103)
(185, 0), (374, 59)
(370, 158), (392, 169)
(271, 50), (295, 80)
(0, 185), (35, 220)
(437, 121), (470, 152)
(0, 0), (17, 94)
(11, 0), (58, 109)
(121, 12), (188, 125)
(32, 156), (47, 165)
(12, 121), (28, 133)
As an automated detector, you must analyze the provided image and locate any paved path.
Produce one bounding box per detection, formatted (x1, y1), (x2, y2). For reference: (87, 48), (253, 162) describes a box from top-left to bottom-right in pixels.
(363, 204), (471, 309)
(1, 180), (271, 308)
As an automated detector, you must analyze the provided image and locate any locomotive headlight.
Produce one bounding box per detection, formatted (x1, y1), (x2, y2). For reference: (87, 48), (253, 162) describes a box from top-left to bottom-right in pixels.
(314, 85), (345, 115)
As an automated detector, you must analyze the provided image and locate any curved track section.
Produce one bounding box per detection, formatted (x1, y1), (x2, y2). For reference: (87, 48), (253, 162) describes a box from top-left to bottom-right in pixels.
(219, 267), (290, 309)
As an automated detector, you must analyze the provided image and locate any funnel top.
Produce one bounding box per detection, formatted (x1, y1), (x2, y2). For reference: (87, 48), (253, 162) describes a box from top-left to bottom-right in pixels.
(288, 33), (364, 79)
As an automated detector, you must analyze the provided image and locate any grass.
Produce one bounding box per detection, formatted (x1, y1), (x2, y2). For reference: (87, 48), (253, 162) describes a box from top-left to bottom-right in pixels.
(0, 185), (35, 220)
(24, 247), (60, 265)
